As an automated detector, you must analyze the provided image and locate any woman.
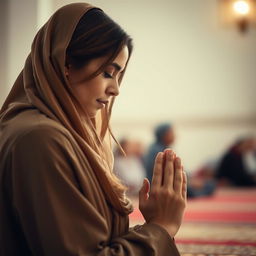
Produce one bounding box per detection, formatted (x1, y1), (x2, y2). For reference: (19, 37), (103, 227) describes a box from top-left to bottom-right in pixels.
(0, 3), (187, 255)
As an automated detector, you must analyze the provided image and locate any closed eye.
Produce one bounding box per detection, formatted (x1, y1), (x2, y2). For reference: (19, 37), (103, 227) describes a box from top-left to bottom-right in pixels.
(103, 72), (113, 79)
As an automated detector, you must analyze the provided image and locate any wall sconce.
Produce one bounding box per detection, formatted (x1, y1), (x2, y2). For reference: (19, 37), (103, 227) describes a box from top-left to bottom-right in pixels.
(219, 0), (256, 33)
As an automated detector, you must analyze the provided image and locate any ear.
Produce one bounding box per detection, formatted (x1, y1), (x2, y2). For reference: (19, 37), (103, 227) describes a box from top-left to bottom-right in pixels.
(64, 65), (70, 77)
(65, 55), (72, 77)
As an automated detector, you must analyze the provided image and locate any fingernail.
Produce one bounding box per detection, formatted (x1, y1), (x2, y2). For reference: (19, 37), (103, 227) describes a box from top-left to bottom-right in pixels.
(167, 150), (173, 160)
(158, 152), (163, 160)
(171, 151), (175, 160)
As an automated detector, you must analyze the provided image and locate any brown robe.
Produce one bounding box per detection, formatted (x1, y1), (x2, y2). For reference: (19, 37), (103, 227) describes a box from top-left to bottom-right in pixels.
(0, 3), (180, 255)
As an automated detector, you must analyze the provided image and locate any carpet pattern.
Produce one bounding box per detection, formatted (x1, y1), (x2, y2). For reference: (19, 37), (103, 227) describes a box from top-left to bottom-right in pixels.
(176, 223), (256, 255)
(129, 188), (256, 255)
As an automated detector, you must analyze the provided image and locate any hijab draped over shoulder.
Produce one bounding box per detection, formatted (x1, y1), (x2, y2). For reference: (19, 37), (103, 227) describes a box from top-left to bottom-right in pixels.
(0, 3), (132, 215)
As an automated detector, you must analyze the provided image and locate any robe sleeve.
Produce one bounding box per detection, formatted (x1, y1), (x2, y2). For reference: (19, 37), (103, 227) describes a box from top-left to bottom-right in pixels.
(10, 126), (180, 256)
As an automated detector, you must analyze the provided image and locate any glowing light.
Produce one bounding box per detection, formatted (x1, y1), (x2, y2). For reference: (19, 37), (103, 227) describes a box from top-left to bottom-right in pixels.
(233, 0), (250, 15)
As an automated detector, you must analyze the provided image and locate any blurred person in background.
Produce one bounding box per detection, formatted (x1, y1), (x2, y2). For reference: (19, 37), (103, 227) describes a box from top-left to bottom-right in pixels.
(144, 122), (217, 198)
(114, 138), (146, 196)
(144, 123), (175, 182)
(187, 159), (217, 198)
(215, 136), (256, 187)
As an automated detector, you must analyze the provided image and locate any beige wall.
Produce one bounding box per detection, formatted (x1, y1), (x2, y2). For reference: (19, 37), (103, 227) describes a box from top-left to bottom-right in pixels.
(1, 0), (38, 102)
(2, 0), (256, 171)
(0, 0), (8, 105)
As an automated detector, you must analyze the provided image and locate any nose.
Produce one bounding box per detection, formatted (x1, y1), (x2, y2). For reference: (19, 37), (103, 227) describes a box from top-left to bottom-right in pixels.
(107, 80), (119, 97)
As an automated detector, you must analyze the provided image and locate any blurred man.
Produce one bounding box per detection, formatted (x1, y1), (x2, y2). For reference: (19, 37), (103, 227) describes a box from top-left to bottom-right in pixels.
(144, 123), (175, 182)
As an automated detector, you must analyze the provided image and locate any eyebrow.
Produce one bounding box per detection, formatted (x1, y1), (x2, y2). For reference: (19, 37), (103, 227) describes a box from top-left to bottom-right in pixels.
(110, 63), (123, 72)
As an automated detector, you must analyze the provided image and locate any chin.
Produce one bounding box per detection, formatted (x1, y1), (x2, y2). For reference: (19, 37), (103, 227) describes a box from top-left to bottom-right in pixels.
(78, 107), (97, 119)
(87, 110), (97, 118)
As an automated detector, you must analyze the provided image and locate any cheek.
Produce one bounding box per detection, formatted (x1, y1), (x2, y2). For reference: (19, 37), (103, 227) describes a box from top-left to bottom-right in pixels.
(72, 77), (106, 103)
(88, 77), (106, 94)
(72, 84), (90, 104)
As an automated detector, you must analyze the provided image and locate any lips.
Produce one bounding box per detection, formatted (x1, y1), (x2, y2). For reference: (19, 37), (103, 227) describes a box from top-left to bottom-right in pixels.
(96, 99), (109, 107)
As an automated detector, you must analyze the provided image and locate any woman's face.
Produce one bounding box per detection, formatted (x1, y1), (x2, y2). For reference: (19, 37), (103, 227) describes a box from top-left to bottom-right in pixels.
(66, 46), (129, 117)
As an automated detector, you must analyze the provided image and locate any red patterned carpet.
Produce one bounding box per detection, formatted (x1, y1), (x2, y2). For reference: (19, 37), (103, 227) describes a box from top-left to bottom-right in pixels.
(129, 188), (256, 256)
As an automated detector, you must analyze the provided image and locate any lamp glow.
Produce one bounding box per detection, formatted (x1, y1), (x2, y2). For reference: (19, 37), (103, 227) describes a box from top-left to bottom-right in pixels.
(233, 0), (250, 15)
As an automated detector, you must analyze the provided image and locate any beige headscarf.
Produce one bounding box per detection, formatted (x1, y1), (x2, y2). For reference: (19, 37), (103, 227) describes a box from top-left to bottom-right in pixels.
(0, 3), (132, 215)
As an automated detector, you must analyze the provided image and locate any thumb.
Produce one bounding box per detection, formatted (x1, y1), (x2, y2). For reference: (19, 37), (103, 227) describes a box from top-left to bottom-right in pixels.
(139, 178), (150, 202)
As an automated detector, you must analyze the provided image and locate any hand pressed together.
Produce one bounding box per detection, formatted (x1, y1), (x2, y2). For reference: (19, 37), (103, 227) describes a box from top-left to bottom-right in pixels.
(139, 149), (187, 238)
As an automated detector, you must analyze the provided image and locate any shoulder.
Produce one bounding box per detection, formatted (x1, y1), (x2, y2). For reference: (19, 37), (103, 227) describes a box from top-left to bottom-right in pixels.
(1, 109), (80, 187)
(16, 124), (68, 146)
(2, 108), (73, 153)
(10, 115), (78, 172)
(147, 143), (162, 156)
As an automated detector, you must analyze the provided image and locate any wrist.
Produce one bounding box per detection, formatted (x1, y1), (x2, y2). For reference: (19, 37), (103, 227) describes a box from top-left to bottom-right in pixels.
(147, 221), (177, 238)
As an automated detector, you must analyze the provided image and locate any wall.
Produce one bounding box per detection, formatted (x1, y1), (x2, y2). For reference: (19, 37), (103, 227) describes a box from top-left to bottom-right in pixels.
(0, 0), (9, 105)
(2, 0), (256, 171)
(1, 0), (38, 102)
(53, 0), (256, 171)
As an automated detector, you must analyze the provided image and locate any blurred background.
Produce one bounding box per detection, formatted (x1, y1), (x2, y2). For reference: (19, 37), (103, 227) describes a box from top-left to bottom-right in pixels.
(0, 0), (256, 173)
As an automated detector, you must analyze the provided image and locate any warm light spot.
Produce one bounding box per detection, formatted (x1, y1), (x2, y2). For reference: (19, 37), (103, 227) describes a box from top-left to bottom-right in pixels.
(233, 0), (250, 15)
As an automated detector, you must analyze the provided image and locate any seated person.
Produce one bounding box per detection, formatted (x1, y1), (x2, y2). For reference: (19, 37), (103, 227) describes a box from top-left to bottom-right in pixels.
(144, 123), (175, 182)
(215, 136), (256, 187)
(187, 160), (217, 198)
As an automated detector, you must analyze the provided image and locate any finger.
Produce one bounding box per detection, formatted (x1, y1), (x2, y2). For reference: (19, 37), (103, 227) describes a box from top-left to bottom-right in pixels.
(163, 149), (175, 189)
(139, 178), (150, 205)
(151, 152), (164, 188)
(182, 167), (187, 200)
(173, 157), (183, 193)
(139, 178), (150, 199)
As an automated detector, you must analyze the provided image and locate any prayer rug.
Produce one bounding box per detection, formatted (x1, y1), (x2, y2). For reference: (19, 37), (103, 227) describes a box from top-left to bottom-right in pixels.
(129, 188), (256, 255)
